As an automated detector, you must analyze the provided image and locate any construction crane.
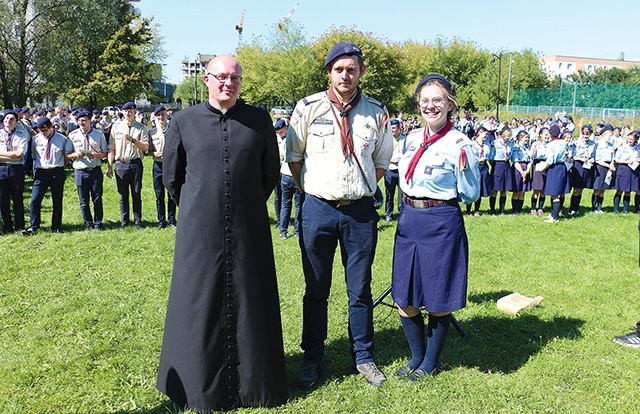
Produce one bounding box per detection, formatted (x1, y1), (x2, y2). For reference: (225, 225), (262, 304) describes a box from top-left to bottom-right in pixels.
(235, 9), (246, 47)
(278, 3), (299, 30)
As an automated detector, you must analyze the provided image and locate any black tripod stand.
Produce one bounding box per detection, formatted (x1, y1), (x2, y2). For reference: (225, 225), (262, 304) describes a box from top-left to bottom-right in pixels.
(373, 284), (470, 340)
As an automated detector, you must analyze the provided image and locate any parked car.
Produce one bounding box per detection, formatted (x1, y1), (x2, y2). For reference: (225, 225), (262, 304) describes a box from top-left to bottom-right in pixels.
(102, 106), (121, 116)
(270, 106), (292, 117)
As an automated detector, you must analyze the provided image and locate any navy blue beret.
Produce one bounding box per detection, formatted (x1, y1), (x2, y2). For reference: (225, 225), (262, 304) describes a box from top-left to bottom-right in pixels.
(549, 125), (561, 138)
(76, 111), (91, 120)
(274, 119), (287, 130)
(35, 117), (52, 130)
(390, 119), (400, 126)
(600, 124), (614, 132)
(153, 105), (167, 116)
(122, 101), (136, 110)
(3, 110), (18, 119)
(582, 124), (593, 131)
(21, 106), (29, 114)
(415, 73), (455, 99)
(324, 41), (363, 68)
(92, 109), (99, 115)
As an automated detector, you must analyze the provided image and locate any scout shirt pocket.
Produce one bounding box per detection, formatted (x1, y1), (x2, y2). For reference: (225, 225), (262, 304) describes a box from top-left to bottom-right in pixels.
(422, 151), (455, 185)
(307, 118), (335, 153)
(353, 121), (377, 154)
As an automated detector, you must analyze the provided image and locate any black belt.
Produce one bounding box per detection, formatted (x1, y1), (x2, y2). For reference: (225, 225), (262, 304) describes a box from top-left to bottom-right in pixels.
(76, 166), (100, 171)
(116, 158), (142, 164)
(403, 194), (457, 209)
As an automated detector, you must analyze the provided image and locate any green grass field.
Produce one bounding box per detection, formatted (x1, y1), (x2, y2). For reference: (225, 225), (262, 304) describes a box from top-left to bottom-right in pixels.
(1, 157), (639, 413)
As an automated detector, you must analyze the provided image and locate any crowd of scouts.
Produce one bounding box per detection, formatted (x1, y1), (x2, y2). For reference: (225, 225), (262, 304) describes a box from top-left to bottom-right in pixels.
(0, 103), (176, 234)
(377, 112), (640, 223)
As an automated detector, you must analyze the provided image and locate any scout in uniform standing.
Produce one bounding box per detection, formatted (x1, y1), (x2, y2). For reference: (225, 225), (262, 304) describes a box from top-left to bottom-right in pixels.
(67, 111), (109, 230)
(148, 105), (176, 229)
(0, 110), (29, 233)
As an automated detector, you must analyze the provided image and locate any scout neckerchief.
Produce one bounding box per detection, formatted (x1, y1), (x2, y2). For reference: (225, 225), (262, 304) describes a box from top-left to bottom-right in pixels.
(405, 121), (453, 184)
(327, 86), (373, 193)
(327, 86), (361, 160)
(44, 130), (54, 162)
(81, 127), (101, 153)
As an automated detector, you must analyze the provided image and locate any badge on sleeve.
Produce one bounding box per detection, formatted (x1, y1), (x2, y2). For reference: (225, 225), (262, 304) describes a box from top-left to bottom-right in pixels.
(424, 166), (432, 175)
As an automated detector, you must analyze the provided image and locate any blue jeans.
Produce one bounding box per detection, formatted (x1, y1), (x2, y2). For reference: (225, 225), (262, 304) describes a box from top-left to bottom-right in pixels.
(153, 161), (176, 225)
(115, 159), (143, 225)
(279, 174), (303, 236)
(299, 194), (378, 365)
(30, 167), (66, 230)
(74, 167), (104, 228)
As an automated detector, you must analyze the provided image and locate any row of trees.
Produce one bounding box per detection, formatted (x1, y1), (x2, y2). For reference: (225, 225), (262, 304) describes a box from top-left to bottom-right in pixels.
(172, 24), (552, 116)
(0, 0), (165, 109)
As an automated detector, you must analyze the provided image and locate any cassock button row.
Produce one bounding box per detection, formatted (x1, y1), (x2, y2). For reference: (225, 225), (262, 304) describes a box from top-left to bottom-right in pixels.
(223, 147), (229, 152)
(225, 205), (231, 210)
(224, 158), (229, 163)
(225, 227), (232, 232)
(225, 237), (231, 243)
(223, 137), (228, 141)
(223, 127), (227, 131)
(225, 249), (232, 255)
(225, 192), (231, 198)
(225, 215), (231, 220)
(224, 169), (230, 174)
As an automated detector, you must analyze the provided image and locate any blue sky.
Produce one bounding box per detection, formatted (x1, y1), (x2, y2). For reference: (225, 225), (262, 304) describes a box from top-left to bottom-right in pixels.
(134, 0), (640, 84)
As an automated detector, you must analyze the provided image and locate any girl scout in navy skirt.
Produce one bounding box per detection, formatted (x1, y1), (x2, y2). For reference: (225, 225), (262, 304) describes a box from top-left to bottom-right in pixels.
(488, 127), (511, 214)
(530, 127), (550, 215)
(465, 125), (492, 216)
(593, 125), (616, 213)
(392, 74), (480, 382)
(508, 129), (532, 214)
(538, 125), (569, 222)
(568, 125), (596, 215)
(613, 131), (640, 213)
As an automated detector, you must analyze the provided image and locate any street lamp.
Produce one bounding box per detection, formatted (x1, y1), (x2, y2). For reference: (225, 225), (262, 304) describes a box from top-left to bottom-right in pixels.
(491, 52), (502, 120)
(194, 53), (201, 105)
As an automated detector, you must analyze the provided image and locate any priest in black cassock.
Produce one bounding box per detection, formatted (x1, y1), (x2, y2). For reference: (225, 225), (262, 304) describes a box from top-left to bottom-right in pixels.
(156, 55), (288, 412)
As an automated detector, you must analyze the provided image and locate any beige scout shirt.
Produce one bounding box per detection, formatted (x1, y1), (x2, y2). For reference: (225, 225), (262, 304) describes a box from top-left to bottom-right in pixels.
(148, 126), (167, 162)
(108, 121), (149, 162)
(285, 91), (393, 200)
(69, 127), (108, 170)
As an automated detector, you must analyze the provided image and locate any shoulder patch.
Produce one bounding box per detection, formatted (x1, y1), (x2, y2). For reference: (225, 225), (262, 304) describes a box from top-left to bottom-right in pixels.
(300, 91), (326, 106)
(363, 95), (386, 110)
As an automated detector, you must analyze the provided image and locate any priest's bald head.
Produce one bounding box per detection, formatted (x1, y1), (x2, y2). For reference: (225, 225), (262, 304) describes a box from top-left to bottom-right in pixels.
(203, 55), (243, 113)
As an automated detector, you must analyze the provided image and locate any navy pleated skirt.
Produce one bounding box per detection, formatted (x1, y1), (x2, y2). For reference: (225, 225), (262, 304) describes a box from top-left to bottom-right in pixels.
(593, 164), (613, 190)
(478, 163), (492, 197)
(569, 160), (595, 189)
(615, 164), (639, 192)
(392, 201), (468, 313)
(532, 160), (547, 191)
(545, 163), (570, 195)
(492, 161), (509, 191)
(508, 162), (532, 192)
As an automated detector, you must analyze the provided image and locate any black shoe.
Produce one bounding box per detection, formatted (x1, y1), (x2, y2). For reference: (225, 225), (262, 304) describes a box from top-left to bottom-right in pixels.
(51, 229), (63, 234)
(85, 224), (93, 231)
(356, 362), (386, 387)
(393, 365), (414, 378)
(158, 222), (166, 230)
(136, 223), (145, 230)
(408, 366), (439, 382)
(298, 362), (322, 390)
(279, 233), (287, 239)
(168, 221), (177, 227)
(94, 224), (104, 231)
(22, 227), (37, 236)
(121, 221), (129, 228)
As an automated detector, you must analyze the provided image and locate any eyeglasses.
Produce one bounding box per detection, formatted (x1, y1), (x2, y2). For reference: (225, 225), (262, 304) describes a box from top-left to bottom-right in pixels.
(206, 72), (243, 84)
(417, 96), (446, 108)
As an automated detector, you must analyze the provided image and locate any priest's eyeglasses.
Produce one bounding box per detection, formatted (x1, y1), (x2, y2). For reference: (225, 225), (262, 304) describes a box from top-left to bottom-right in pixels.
(207, 72), (243, 84)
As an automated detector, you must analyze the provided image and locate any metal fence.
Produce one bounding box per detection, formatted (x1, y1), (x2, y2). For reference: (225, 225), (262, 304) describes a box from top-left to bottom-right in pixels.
(505, 105), (638, 120)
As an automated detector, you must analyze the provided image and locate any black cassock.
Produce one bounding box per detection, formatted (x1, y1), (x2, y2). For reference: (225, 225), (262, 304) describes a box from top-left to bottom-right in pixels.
(157, 101), (287, 412)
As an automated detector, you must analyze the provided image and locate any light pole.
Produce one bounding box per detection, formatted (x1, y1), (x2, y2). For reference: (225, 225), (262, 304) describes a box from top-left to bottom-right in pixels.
(491, 53), (502, 120)
(194, 53), (201, 105)
(506, 54), (513, 111)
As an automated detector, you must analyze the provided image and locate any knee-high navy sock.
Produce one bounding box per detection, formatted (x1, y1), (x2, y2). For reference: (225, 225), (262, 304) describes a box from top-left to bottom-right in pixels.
(596, 195), (604, 211)
(474, 199), (482, 213)
(499, 195), (506, 214)
(418, 313), (451, 374)
(538, 196), (546, 210)
(613, 193), (621, 212)
(551, 199), (561, 220)
(569, 195), (578, 211)
(623, 195), (630, 212)
(400, 313), (425, 370)
(530, 195), (536, 211)
(466, 203), (472, 214)
(591, 193), (597, 210)
(489, 196), (496, 214)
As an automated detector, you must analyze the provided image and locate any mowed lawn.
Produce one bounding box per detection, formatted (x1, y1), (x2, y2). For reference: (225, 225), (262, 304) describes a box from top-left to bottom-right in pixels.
(1, 157), (639, 413)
